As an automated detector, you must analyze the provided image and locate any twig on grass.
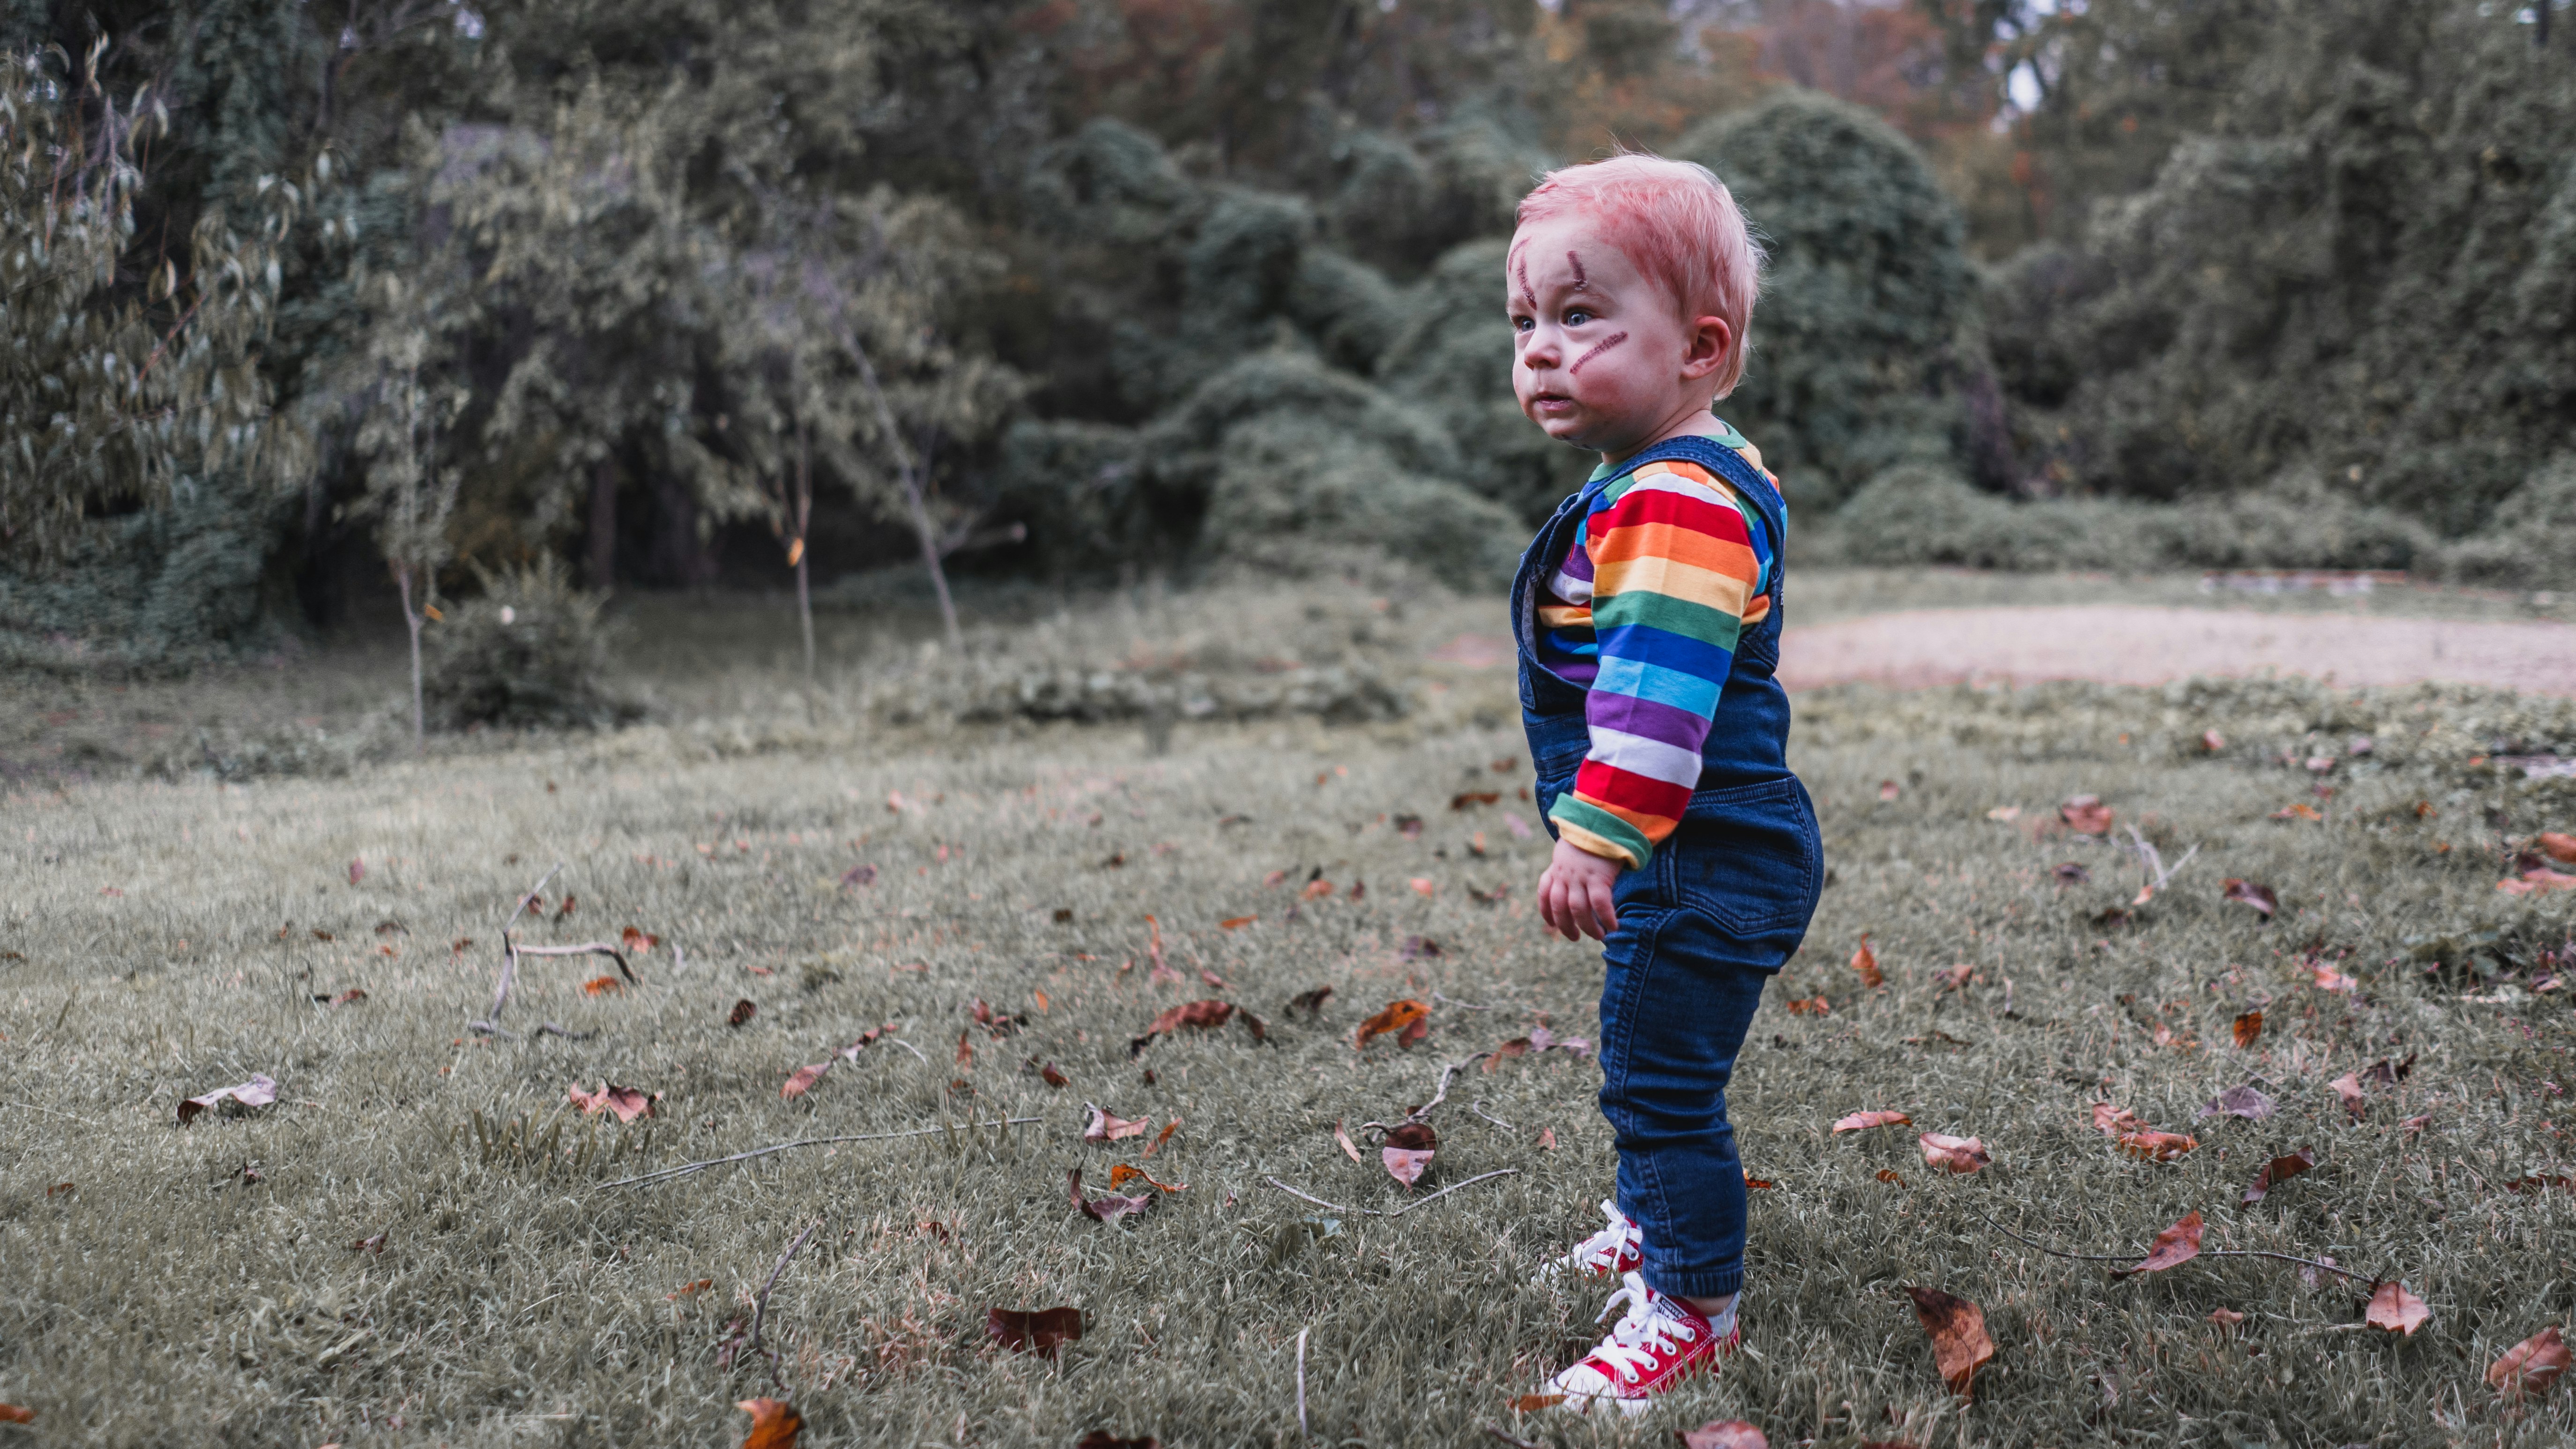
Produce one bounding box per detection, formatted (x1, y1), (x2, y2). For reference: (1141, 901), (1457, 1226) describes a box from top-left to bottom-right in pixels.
(1975, 1210), (2381, 1283)
(742, 1218), (819, 1388)
(2123, 823), (2200, 897)
(1432, 991), (1493, 1011)
(1295, 1326), (1309, 1437)
(885, 1036), (930, 1066)
(514, 942), (637, 982)
(599, 1118), (1042, 1189)
(1359, 1052), (1490, 1137)
(1483, 1425), (1542, 1449)
(1260, 1168), (1519, 1219)
(1470, 1099), (1515, 1130)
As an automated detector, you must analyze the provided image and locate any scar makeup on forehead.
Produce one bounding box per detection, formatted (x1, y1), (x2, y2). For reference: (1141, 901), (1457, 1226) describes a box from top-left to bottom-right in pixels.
(1512, 247), (1536, 311)
(1567, 330), (1629, 376)
(1566, 251), (1587, 289)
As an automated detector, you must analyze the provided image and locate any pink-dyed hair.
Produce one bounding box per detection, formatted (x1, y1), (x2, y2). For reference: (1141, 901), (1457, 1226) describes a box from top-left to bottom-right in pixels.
(1516, 151), (1763, 397)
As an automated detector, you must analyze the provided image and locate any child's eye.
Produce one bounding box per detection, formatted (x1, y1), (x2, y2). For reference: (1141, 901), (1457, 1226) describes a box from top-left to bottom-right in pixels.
(1564, 309), (1593, 327)
(1513, 315), (1534, 332)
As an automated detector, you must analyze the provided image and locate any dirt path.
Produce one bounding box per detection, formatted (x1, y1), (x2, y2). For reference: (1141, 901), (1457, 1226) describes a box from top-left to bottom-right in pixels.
(1776, 604), (2576, 697)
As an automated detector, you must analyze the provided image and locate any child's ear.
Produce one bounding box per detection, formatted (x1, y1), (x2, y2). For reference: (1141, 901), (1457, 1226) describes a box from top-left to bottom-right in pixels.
(1680, 315), (1733, 380)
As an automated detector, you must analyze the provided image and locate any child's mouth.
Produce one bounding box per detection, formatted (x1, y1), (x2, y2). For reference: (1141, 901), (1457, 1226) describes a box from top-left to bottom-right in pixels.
(1530, 392), (1578, 415)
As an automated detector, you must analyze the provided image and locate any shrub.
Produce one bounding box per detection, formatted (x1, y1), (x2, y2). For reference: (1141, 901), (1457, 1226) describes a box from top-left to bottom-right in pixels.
(1377, 238), (1586, 524)
(1198, 412), (1522, 590)
(2440, 457), (2576, 591)
(423, 558), (636, 729)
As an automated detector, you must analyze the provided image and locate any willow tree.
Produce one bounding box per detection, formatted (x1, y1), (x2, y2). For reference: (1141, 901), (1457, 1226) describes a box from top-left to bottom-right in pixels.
(0, 45), (313, 568)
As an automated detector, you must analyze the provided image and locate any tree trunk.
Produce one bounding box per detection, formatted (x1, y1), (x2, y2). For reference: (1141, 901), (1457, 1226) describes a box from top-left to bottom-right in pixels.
(795, 423), (816, 681)
(901, 465), (962, 651)
(588, 458), (617, 592)
(395, 564), (425, 751)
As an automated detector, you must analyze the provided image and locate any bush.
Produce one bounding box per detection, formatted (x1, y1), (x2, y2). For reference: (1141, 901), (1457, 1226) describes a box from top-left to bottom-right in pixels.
(1676, 90), (1977, 509)
(1198, 412), (1523, 590)
(423, 558), (636, 729)
(2440, 457), (2576, 590)
(1377, 238), (1585, 524)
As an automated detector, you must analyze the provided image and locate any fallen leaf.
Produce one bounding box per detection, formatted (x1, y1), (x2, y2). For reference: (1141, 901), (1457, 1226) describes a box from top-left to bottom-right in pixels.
(2208, 1307), (2245, 1327)
(1538, 1127), (1557, 1150)
(1066, 1167), (1154, 1226)
(2488, 1325), (2570, 1400)
(1334, 1119), (1363, 1162)
(45, 1182), (72, 1198)
(330, 988), (366, 1006)
(1905, 1286), (1995, 1397)
(2328, 1072), (2366, 1117)
(1398, 934), (1443, 960)
(1452, 790), (1500, 810)
(1876, 1168), (1906, 1184)
(988, 1306), (1085, 1357)
(956, 1029), (975, 1068)
(1919, 1133), (1990, 1174)
(2221, 879), (2278, 917)
(2232, 1011), (2263, 1048)
(2360, 1054), (2415, 1088)
(1510, 1393), (1567, 1412)
(1850, 934), (1884, 988)
(1484, 1036), (1532, 1069)
(1394, 814), (1424, 840)
(1744, 1177), (1778, 1190)
(2499, 867), (2576, 896)
(1783, 994), (1829, 1015)
(2198, 1085), (2276, 1120)
(2539, 832), (2576, 864)
(2401, 1112), (2431, 1133)
(1355, 998), (1431, 1050)
(1129, 998), (1242, 1053)
(1107, 1163), (1184, 1193)
(0, 1405), (33, 1425)
(620, 926), (662, 952)
(2121, 1211), (2203, 1275)
(1935, 963), (1973, 993)
(567, 1083), (656, 1122)
(2271, 802), (2323, 820)
(350, 1231), (387, 1255)
(2312, 963), (2359, 993)
(728, 999), (756, 1027)
(1300, 878), (1334, 901)
(1082, 1103), (1153, 1143)
(670, 1279), (714, 1298)
(1143, 1119), (1178, 1157)
(780, 1062), (832, 1100)
(1833, 1110), (1912, 1133)
(1072, 1433), (1161, 1449)
(348, 858), (366, 885)
(1040, 1063), (1070, 1088)
(2052, 862), (2091, 884)
(2116, 1130), (2197, 1161)
(1348, 878), (1368, 901)
(582, 974), (623, 996)
(1408, 877), (1436, 897)
(2364, 1281), (2430, 1336)
(2506, 1173), (2574, 1193)
(2060, 795), (2114, 835)
(1382, 1120), (1437, 1188)
(1220, 915), (1256, 930)
(838, 862), (879, 890)
(1879, 780), (1901, 801)
(2201, 729), (2226, 751)
(1681, 1420), (1768, 1449)
(2092, 1102), (2143, 1137)
(178, 1073), (278, 1125)
(556, 893), (576, 919)
(2241, 1147), (2316, 1206)
(1289, 985), (1334, 1015)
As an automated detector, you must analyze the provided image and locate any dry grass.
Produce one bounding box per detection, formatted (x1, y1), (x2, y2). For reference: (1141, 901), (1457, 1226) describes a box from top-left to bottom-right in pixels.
(3, 576), (2574, 1448)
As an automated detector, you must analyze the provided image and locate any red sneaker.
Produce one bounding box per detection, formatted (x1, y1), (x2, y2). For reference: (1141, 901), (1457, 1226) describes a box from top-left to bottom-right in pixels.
(1540, 1198), (1644, 1282)
(1539, 1273), (1738, 1418)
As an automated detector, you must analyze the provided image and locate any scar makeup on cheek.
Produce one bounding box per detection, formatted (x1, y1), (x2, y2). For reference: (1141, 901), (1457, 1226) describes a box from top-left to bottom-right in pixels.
(1568, 331), (1629, 375)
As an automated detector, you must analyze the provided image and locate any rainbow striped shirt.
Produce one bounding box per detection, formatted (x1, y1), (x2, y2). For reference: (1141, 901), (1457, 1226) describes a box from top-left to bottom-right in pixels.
(1536, 424), (1779, 869)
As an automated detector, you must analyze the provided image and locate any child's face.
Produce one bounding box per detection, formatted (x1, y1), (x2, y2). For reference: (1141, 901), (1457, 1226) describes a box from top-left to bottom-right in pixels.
(1506, 215), (1729, 461)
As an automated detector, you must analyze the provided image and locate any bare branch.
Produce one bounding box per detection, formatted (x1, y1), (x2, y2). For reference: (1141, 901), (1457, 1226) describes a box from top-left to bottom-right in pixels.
(600, 1118), (1042, 1189)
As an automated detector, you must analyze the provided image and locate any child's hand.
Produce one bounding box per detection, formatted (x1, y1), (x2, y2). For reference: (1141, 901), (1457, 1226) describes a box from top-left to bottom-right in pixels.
(1537, 838), (1623, 942)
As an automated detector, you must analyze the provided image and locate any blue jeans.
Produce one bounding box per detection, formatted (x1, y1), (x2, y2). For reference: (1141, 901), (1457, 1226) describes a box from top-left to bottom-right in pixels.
(1536, 763), (1822, 1301)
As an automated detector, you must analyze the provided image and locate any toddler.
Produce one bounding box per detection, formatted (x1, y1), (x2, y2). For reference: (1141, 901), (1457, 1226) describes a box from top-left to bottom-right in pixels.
(1507, 152), (1824, 1416)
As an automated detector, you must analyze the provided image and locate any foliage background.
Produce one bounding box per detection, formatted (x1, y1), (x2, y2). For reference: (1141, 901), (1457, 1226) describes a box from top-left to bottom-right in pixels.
(4, 0), (2574, 670)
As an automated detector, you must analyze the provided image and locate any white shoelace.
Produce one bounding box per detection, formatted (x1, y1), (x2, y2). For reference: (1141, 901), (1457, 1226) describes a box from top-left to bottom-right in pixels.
(1582, 1272), (1699, 1386)
(1563, 1198), (1639, 1274)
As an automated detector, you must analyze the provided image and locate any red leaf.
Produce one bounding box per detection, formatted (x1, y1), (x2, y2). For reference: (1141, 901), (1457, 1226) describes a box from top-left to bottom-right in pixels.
(2538, 832), (2576, 864)
(619, 926), (662, 951)
(1382, 1121), (1437, 1188)
(1904, 1286), (1995, 1397)
(581, 974), (622, 996)
(2116, 1130), (2197, 1161)
(1130, 998), (1239, 1054)
(1142, 1119), (1178, 1157)
(2488, 1325), (2570, 1400)
(2365, 1281), (2430, 1336)
(2312, 963), (2359, 993)
(567, 1082), (655, 1122)
(1355, 999), (1431, 1050)
(0, 1405), (34, 1425)
(2122, 1211), (2204, 1275)
(1832, 1109), (1912, 1133)
(986, 1305), (1083, 1356)
(1066, 1167), (1154, 1225)
(728, 999), (756, 1027)
(735, 1397), (802, 1449)
(1918, 1133), (1990, 1174)
(780, 1062), (831, 1100)
(2241, 1147), (2316, 1205)
(2232, 1011), (2263, 1048)
(1850, 934), (1884, 988)
(1219, 915), (1257, 930)
(1039, 1063), (1070, 1088)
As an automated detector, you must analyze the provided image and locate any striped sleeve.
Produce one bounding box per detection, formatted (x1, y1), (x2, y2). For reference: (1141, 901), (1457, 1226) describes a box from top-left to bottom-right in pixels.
(1547, 459), (1769, 869)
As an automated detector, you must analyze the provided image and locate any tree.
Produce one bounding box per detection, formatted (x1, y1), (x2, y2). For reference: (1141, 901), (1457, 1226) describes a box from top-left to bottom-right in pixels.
(0, 44), (313, 565)
(346, 273), (464, 744)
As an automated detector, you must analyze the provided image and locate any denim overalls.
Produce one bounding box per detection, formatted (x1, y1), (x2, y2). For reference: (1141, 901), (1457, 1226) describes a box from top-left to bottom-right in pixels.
(1511, 431), (1825, 1300)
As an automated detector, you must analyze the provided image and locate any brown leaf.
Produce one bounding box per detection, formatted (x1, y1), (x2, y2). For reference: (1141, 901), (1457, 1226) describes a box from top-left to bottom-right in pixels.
(669, 1278), (714, 1299)
(178, 1073), (278, 1125)
(556, 893), (576, 919)
(781, 1062), (832, 1100)
(2208, 1307), (2246, 1327)
(1355, 998), (1431, 1050)
(1144, 1119), (1178, 1157)
(2507, 1173), (2574, 1193)
(1300, 877), (1335, 901)
(728, 999), (756, 1027)
(2539, 832), (2576, 864)
(1744, 1177), (1778, 1190)
(1904, 1286), (1995, 1397)
(1130, 998), (1240, 1053)
(988, 1305), (1084, 1357)
(2052, 862), (2091, 884)
(1833, 1109), (1912, 1133)
(2059, 795), (2114, 835)
(2122, 1211), (2203, 1275)
(330, 988), (367, 1006)
(1876, 1168), (1906, 1183)
(1109, 1163), (1184, 1193)
(2241, 1147), (2316, 1206)
(2116, 1130), (2197, 1161)
(1681, 1421), (1769, 1449)
(1452, 789), (1501, 810)
(839, 862), (878, 890)
(1288, 985), (1334, 1015)
(1082, 1103), (1153, 1143)
(2232, 1011), (2263, 1048)
(0, 1405), (33, 1425)
(2328, 1072), (2366, 1117)
(2312, 963), (2359, 993)
(1073, 1433), (1162, 1449)
(1040, 1063), (1070, 1088)
(1918, 1133), (1990, 1174)
(566, 1083), (655, 1123)
(1484, 1037), (1532, 1070)
(350, 1231), (387, 1255)
(2364, 1281), (2430, 1336)
(1220, 915), (1256, 931)
(1538, 1127), (1557, 1150)
(1334, 1119), (1363, 1162)
(1510, 1393), (1567, 1412)
(1066, 1167), (1154, 1225)
(619, 925), (662, 952)
(581, 974), (623, 996)
(44, 1182), (72, 1199)
(1397, 934), (1443, 961)
(956, 1029), (976, 1067)
(2220, 878), (2278, 917)
(1383, 1121), (1437, 1188)
(1850, 934), (1884, 988)
(2499, 868), (2576, 896)
(1934, 964), (1973, 993)
(2091, 1102), (2143, 1137)
(2198, 1085), (2276, 1121)
(2361, 1053), (2416, 1087)
(2488, 1326), (2570, 1400)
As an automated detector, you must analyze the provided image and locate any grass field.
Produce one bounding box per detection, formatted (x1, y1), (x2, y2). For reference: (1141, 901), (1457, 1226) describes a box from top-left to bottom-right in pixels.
(5, 575), (2575, 1448)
